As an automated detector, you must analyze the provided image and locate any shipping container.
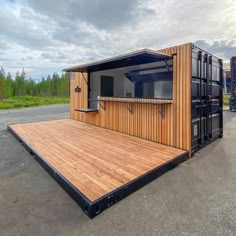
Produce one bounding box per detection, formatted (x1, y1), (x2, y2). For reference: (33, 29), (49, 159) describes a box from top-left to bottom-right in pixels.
(9, 43), (223, 218)
(66, 43), (223, 156)
(229, 56), (236, 110)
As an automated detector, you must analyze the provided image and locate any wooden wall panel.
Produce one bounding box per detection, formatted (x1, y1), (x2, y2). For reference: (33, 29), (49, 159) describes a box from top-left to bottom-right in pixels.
(98, 98), (173, 145)
(70, 43), (192, 153)
(70, 95), (174, 146)
(70, 72), (88, 122)
(69, 73), (77, 119)
(158, 43), (192, 153)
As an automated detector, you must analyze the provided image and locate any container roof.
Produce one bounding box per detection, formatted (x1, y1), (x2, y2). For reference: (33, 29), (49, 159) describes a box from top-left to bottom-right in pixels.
(63, 49), (172, 73)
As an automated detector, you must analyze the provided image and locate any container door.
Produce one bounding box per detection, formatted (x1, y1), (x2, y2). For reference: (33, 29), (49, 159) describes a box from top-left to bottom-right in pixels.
(191, 47), (223, 154)
(207, 55), (223, 140)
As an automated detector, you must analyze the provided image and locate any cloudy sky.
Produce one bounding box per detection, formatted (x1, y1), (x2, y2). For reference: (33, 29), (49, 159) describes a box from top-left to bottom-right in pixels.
(0, 0), (236, 80)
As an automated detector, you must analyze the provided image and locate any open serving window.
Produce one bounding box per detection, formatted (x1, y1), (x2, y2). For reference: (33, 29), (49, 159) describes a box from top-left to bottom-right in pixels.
(64, 49), (173, 109)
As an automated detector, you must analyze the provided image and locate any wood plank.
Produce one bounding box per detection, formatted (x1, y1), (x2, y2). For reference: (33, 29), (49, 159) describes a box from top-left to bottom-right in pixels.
(10, 119), (187, 202)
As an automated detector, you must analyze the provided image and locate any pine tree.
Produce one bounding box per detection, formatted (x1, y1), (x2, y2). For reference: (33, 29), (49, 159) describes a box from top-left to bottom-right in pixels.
(0, 67), (70, 98)
(0, 67), (5, 97)
(5, 73), (13, 97)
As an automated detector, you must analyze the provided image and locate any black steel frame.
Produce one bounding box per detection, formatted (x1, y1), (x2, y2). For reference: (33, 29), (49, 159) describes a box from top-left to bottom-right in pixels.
(198, 51), (203, 144)
(8, 124), (188, 219)
(191, 46), (223, 155)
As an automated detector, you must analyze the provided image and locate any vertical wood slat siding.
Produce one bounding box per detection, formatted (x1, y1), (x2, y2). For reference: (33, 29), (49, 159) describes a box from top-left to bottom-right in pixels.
(158, 43), (192, 153)
(70, 73), (88, 122)
(95, 98), (173, 145)
(70, 90), (173, 146)
(70, 43), (192, 153)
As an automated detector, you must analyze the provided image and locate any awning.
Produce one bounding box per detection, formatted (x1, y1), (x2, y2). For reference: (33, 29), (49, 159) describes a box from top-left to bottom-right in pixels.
(63, 49), (172, 73)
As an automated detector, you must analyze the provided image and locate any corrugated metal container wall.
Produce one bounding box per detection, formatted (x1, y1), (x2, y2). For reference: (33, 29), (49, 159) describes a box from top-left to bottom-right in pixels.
(191, 46), (223, 153)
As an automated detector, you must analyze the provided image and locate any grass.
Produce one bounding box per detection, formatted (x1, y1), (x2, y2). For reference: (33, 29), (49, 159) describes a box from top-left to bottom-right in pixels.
(0, 94), (231, 110)
(0, 96), (69, 109)
(223, 94), (230, 110)
(223, 94), (230, 106)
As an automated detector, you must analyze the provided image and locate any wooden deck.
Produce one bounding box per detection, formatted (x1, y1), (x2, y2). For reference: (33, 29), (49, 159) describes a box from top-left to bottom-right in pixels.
(9, 119), (188, 217)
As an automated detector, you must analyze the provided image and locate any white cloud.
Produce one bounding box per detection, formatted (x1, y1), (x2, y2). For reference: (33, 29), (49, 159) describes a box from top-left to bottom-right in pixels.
(0, 0), (236, 80)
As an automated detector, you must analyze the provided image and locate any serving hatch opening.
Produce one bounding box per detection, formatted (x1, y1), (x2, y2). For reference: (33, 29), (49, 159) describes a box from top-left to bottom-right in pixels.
(63, 48), (173, 109)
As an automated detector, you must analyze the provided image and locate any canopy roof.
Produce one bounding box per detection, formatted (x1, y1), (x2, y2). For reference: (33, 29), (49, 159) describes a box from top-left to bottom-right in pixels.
(63, 49), (172, 73)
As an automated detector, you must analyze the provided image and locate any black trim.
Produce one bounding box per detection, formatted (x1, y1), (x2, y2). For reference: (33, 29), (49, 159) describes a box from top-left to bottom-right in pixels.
(88, 72), (90, 108)
(198, 51), (202, 144)
(7, 124), (188, 219)
(219, 59), (223, 132)
(205, 53), (210, 140)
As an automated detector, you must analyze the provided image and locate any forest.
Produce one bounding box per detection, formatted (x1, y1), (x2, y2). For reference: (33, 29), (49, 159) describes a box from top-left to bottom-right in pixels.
(0, 67), (70, 98)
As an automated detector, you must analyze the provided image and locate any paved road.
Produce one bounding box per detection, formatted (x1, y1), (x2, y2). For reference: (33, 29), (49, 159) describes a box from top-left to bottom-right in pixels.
(0, 107), (235, 236)
(0, 104), (69, 131)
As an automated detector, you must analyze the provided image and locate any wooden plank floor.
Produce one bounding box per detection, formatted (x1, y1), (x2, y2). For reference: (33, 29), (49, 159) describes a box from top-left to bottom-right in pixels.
(9, 119), (187, 202)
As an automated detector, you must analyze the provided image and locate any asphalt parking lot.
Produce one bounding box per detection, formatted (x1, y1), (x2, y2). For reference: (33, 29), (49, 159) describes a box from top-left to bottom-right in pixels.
(0, 105), (235, 236)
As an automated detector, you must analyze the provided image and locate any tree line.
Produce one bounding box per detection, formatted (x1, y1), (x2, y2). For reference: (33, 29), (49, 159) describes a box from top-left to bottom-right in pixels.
(0, 67), (70, 97)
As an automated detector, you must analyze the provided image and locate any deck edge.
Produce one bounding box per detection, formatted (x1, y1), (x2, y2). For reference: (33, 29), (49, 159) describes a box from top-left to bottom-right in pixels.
(7, 125), (94, 213)
(8, 124), (188, 219)
(89, 150), (188, 217)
